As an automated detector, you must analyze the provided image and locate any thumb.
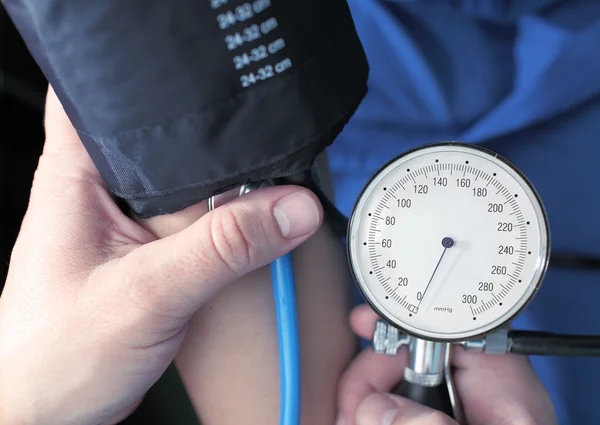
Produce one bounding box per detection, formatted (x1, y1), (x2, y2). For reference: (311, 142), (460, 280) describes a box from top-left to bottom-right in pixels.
(356, 392), (457, 425)
(122, 186), (323, 317)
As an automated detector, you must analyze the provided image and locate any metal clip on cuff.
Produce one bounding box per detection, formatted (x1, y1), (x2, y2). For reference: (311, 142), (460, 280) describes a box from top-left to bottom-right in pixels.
(207, 163), (323, 212)
(207, 182), (265, 212)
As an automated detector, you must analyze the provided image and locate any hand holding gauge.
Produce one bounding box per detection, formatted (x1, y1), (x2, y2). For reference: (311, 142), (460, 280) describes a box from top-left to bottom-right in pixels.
(347, 142), (551, 421)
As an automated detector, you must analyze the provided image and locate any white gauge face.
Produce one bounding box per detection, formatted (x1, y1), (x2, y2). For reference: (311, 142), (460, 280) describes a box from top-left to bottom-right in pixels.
(348, 143), (550, 341)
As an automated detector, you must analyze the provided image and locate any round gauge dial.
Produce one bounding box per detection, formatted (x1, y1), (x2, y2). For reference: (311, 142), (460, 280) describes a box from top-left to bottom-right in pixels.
(347, 143), (550, 341)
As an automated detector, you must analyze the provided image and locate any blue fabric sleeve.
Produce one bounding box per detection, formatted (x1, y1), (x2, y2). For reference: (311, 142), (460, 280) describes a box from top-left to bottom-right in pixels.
(330, 1), (600, 424)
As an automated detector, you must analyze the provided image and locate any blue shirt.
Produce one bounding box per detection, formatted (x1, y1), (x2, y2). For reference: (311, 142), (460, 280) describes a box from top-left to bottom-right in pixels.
(329, 1), (600, 424)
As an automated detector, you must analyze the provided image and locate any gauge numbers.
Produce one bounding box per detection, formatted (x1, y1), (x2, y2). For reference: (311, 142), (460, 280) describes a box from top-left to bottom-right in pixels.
(347, 143), (550, 341)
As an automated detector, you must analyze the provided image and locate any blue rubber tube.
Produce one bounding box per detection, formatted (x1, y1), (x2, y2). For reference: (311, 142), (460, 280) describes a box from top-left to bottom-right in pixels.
(270, 253), (301, 425)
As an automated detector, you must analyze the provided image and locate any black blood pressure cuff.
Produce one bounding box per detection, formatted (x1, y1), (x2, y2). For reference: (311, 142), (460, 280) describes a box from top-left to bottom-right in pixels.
(5, 0), (368, 218)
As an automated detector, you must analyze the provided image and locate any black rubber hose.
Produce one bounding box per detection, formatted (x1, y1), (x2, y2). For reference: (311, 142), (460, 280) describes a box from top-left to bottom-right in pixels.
(509, 331), (600, 356)
(549, 254), (600, 270)
(393, 380), (454, 419)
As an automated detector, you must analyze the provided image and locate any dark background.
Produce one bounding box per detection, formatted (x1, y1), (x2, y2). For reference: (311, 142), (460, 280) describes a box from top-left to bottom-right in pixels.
(1, 7), (46, 290)
(1, 8), (199, 425)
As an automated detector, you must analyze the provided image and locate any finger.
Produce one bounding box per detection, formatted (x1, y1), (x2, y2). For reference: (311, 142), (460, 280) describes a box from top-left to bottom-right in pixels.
(349, 304), (380, 339)
(28, 85), (108, 217)
(337, 304), (403, 424)
(122, 185), (323, 318)
(355, 392), (456, 425)
(338, 346), (407, 425)
(42, 85), (101, 179)
(348, 306), (557, 424)
(338, 304), (407, 425)
(20, 86), (151, 251)
(12, 86), (150, 276)
(453, 349), (558, 425)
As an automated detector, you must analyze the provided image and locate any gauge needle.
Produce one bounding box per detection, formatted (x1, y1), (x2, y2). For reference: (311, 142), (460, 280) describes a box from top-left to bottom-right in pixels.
(418, 237), (454, 307)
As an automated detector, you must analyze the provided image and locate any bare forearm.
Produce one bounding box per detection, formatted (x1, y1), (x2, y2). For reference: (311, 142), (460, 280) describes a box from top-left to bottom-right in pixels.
(175, 221), (356, 424)
(138, 148), (356, 423)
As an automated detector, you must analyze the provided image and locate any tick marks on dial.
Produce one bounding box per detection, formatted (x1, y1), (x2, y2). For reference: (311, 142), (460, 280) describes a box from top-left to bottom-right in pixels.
(358, 156), (542, 333)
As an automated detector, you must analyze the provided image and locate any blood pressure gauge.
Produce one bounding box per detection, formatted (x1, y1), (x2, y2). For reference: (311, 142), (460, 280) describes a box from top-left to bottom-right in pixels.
(347, 143), (550, 341)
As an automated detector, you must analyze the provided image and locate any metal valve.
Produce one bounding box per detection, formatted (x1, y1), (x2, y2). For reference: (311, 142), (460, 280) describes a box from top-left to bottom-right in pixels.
(373, 320), (410, 355)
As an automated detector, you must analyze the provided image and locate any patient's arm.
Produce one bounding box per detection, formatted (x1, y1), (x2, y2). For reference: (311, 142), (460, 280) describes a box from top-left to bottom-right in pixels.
(140, 154), (357, 425)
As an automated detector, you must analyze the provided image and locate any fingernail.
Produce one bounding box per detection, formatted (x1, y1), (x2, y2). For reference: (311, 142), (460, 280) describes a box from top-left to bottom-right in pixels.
(273, 192), (321, 239)
(335, 412), (346, 425)
(381, 409), (398, 425)
(357, 393), (398, 425)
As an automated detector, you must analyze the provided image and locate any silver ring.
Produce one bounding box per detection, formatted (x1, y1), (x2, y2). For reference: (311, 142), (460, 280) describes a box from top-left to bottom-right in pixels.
(207, 182), (263, 212)
(403, 368), (444, 387)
